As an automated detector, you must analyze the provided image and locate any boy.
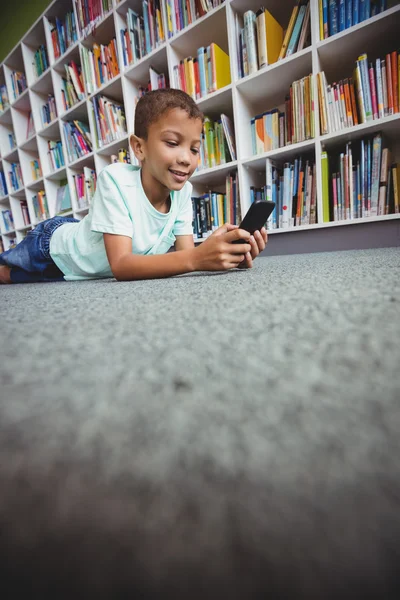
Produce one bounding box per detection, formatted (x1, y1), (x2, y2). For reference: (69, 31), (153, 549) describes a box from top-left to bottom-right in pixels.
(0, 89), (267, 284)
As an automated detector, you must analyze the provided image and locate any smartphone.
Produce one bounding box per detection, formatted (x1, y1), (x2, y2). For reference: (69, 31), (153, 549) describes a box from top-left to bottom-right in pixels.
(232, 200), (275, 243)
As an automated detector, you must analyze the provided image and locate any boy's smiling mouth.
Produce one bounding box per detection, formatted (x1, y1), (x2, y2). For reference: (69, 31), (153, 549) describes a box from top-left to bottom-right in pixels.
(169, 169), (189, 182)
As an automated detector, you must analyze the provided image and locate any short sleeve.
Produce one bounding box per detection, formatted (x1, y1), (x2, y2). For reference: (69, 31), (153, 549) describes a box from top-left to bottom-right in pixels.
(173, 183), (194, 236)
(90, 168), (133, 237)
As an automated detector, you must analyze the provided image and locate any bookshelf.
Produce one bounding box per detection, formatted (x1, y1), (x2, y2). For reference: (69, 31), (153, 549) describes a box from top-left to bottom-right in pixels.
(0, 0), (399, 254)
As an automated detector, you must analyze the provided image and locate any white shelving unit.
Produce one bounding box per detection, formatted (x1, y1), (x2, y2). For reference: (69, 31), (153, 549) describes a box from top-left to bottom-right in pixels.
(0, 0), (400, 253)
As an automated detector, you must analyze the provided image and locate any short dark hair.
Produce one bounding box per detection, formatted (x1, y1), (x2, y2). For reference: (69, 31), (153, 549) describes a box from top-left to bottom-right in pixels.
(134, 88), (204, 139)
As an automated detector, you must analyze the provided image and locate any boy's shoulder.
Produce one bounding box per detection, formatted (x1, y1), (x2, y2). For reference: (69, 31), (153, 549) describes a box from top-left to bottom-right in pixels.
(100, 162), (140, 185)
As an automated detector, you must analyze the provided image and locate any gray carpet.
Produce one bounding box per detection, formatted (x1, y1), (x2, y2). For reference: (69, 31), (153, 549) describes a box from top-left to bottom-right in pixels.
(1, 247), (400, 599)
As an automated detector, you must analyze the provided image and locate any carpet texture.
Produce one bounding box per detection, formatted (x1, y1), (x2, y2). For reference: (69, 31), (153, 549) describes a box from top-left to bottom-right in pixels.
(0, 247), (399, 599)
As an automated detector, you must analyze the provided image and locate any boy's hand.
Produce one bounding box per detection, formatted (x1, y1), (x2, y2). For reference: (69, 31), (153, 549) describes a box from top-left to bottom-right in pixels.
(238, 227), (268, 269)
(192, 224), (251, 271)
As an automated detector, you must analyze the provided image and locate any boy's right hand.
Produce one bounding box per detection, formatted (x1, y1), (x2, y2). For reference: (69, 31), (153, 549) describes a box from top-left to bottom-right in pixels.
(191, 224), (252, 271)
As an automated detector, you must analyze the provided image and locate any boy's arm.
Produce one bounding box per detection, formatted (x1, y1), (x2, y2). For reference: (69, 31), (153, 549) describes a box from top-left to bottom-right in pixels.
(174, 235), (195, 251)
(104, 225), (252, 281)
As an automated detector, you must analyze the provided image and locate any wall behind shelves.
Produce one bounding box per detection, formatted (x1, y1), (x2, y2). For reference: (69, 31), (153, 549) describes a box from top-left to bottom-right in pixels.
(0, 0), (52, 63)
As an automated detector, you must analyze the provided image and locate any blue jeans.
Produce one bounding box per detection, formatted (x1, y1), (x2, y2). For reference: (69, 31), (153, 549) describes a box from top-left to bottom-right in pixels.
(0, 216), (78, 283)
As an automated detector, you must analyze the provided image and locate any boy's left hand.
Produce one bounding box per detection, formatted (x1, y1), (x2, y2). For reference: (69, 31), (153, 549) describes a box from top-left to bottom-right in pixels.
(238, 227), (268, 269)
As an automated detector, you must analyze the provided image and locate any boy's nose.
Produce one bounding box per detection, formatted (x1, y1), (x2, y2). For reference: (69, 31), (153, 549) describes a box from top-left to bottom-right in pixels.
(177, 150), (191, 165)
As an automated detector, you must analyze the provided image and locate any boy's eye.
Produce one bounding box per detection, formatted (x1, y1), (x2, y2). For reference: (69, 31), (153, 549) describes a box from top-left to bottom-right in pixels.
(166, 141), (178, 147)
(191, 148), (200, 154)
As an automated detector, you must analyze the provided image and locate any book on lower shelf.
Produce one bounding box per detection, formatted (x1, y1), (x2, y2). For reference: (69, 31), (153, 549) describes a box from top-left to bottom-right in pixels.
(10, 71), (27, 101)
(20, 200), (30, 226)
(192, 171), (240, 238)
(265, 155), (317, 230)
(7, 163), (23, 192)
(320, 0), (388, 40)
(136, 66), (168, 98)
(89, 95), (127, 149)
(47, 11), (78, 60)
(33, 44), (49, 79)
(55, 179), (72, 214)
(30, 159), (42, 181)
(1, 209), (14, 232)
(73, 167), (97, 209)
(321, 131), (399, 223)
(0, 171), (8, 197)
(198, 113), (236, 170)
(0, 84), (9, 112)
(173, 43), (231, 100)
(61, 61), (86, 111)
(32, 190), (49, 222)
(62, 120), (93, 162)
(41, 94), (57, 127)
(47, 140), (65, 171)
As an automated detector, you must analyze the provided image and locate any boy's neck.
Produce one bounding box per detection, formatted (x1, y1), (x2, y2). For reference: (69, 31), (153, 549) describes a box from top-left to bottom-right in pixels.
(140, 168), (171, 213)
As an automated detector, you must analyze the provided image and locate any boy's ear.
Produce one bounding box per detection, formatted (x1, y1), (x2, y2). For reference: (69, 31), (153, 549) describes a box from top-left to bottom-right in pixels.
(130, 134), (145, 161)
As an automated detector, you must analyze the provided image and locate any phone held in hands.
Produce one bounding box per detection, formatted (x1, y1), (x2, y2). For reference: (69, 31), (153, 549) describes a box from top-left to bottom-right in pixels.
(232, 200), (275, 244)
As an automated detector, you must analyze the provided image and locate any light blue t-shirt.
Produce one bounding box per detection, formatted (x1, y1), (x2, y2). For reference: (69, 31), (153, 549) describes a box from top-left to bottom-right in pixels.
(50, 163), (194, 280)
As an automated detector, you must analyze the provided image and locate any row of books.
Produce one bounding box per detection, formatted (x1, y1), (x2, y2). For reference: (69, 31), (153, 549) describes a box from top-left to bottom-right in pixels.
(165, 0), (224, 38)
(90, 95), (127, 149)
(10, 71), (27, 101)
(265, 155), (317, 229)
(47, 140), (65, 171)
(47, 12), (78, 60)
(41, 94), (57, 127)
(32, 44), (49, 79)
(192, 171), (240, 238)
(62, 120), (92, 163)
(173, 43), (230, 100)
(137, 66), (168, 96)
(198, 114), (236, 170)
(8, 163), (23, 192)
(73, 167), (97, 209)
(320, 0), (388, 39)
(81, 39), (120, 95)
(236, 3), (310, 80)
(318, 50), (400, 136)
(32, 190), (49, 222)
(321, 132), (399, 222)
(2, 209), (14, 231)
(120, 2), (166, 68)
(30, 159), (42, 181)
(61, 62), (86, 111)
(0, 85), (9, 112)
(0, 171), (7, 197)
(75, 0), (113, 38)
(251, 73), (314, 155)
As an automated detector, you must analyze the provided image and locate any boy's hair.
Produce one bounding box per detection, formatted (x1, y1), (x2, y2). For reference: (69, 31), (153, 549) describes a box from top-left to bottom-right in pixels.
(134, 88), (204, 139)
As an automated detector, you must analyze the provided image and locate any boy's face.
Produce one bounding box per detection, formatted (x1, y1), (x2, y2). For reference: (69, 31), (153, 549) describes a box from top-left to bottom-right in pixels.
(131, 108), (203, 196)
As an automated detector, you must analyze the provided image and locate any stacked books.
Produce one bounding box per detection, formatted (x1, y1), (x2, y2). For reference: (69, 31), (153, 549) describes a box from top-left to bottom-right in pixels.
(198, 113), (236, 170)
(265, 155), (317, 229)
(32, 44), (49, 79)
(192, 171), (240, 238)
(320, 0), (388, 39)
(0, 171), (8, 197)
(47, 11), (78, 60)
(120, 2), (166, 67)
(10, 71), (27, 101)
(173, 43), (230, 100)
(73, 167), (97, 209)
(1, 209), (14, 231)
(0, 85), (9, 112)
(32, 190), (49, 222)
(62, 120), (92, 162)
(30, 159), (42, 181)
(318, 50), (400, 135)
(251, 73), (314, 155)
(165, 0), (225, 38)
(236, 8), (282, 78)
(278, 1), (311, 60)
(90, 95), (127, 149)
(41, 94), (57, 127)
(61, 61), (86, 111)
(8, 163), (23, 191)
(74, 0), (113, 38)
(47, 140), (65, 171)
(21, 200), (30, 226)
(81, 38), (120, 95)
(321, 132), (399, 222)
